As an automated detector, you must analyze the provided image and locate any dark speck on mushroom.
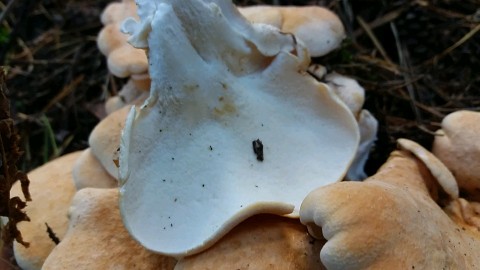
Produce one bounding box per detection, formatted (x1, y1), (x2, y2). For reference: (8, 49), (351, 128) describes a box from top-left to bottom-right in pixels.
(252, 139), (264, 161)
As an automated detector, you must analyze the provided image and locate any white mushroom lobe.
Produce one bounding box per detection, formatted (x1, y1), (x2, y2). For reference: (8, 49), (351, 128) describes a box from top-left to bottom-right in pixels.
(119, 0), (359, 257)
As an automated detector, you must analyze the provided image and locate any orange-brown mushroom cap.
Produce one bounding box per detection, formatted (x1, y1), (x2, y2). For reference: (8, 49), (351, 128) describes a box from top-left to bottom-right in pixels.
(42, 188), (176, 270)
(432, 110), (480, 200)
(176, 215), (325, 270)
(300, 140), (480, 269)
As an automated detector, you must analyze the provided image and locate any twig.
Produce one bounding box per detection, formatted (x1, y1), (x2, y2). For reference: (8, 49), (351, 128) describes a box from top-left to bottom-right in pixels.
(10, 59), (75, 65)
(41, 75), (84, 113)
(421, 23), (480, 66)
(353, 8), (406, 38)
(341, 0), (355, 39)
(0, 0), (18, 25)
(390, 21), (424, 126)
(355, 54), (400, 74)
(356, 16), (395, 66)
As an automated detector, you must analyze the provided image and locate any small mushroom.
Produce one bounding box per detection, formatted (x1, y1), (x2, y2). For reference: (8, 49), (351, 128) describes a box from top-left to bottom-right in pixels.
(11, 152), (79, 270)
(88, 105), (131, 179)
(72, 148), (117, 190)
(432, 110), (480, 200)
(119, 0), (359, 257)
(175, 215), (325, 269)
(238, 6), (345, 57)
(42, 188), (176, 269)
(97, 0), (150, 90)
(300, 139), (480, 269)
(324, 72), (365, 118)
(105, 79), (147, 114)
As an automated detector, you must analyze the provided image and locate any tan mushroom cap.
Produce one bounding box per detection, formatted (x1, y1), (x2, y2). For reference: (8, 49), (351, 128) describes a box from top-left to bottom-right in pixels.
(432, 110), (480, 200)
(90, 92), (148, 178)
(398, 138), (458, 199)
(97, 0), (149, 80)
(42, 188), (176, 269)
(89, 105), (131, 180)
(12, 152), (79, 270)
(176, 215), (325, 270)
(239, 6), (345, 57)
(100, 0), (137, 25)
(105, 80), (149, 115)
(300, 141), (480, 269)
(107, 45), (148, 78)
(97, 23), (128, 56)
(445, 198), (480, 231)
(72, 148), (117, 190)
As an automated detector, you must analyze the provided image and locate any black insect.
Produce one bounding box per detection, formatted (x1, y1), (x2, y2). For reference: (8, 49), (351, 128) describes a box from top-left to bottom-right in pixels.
(252, 139), (264, 161)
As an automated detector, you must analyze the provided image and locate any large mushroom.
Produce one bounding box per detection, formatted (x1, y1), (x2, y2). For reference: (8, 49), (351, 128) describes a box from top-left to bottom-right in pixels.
(300, 139), (480, 269)
(118, 0), (359, 256)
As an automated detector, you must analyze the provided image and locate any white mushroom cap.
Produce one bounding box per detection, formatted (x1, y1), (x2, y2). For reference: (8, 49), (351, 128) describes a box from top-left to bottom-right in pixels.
(119, 0), (358, 257)
(346, 109), (378, 180)
(11, 152), (79, 270)
(432, 110), (480, 200)
(325, 72), (365, 118)
(42, 188), (176, 269)
(239, 6), (345, 57)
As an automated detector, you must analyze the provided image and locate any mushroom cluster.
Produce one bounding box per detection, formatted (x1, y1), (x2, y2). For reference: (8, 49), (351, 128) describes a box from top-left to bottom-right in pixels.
(97, 0), (378, 180)
(9, 0), (480, 269)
